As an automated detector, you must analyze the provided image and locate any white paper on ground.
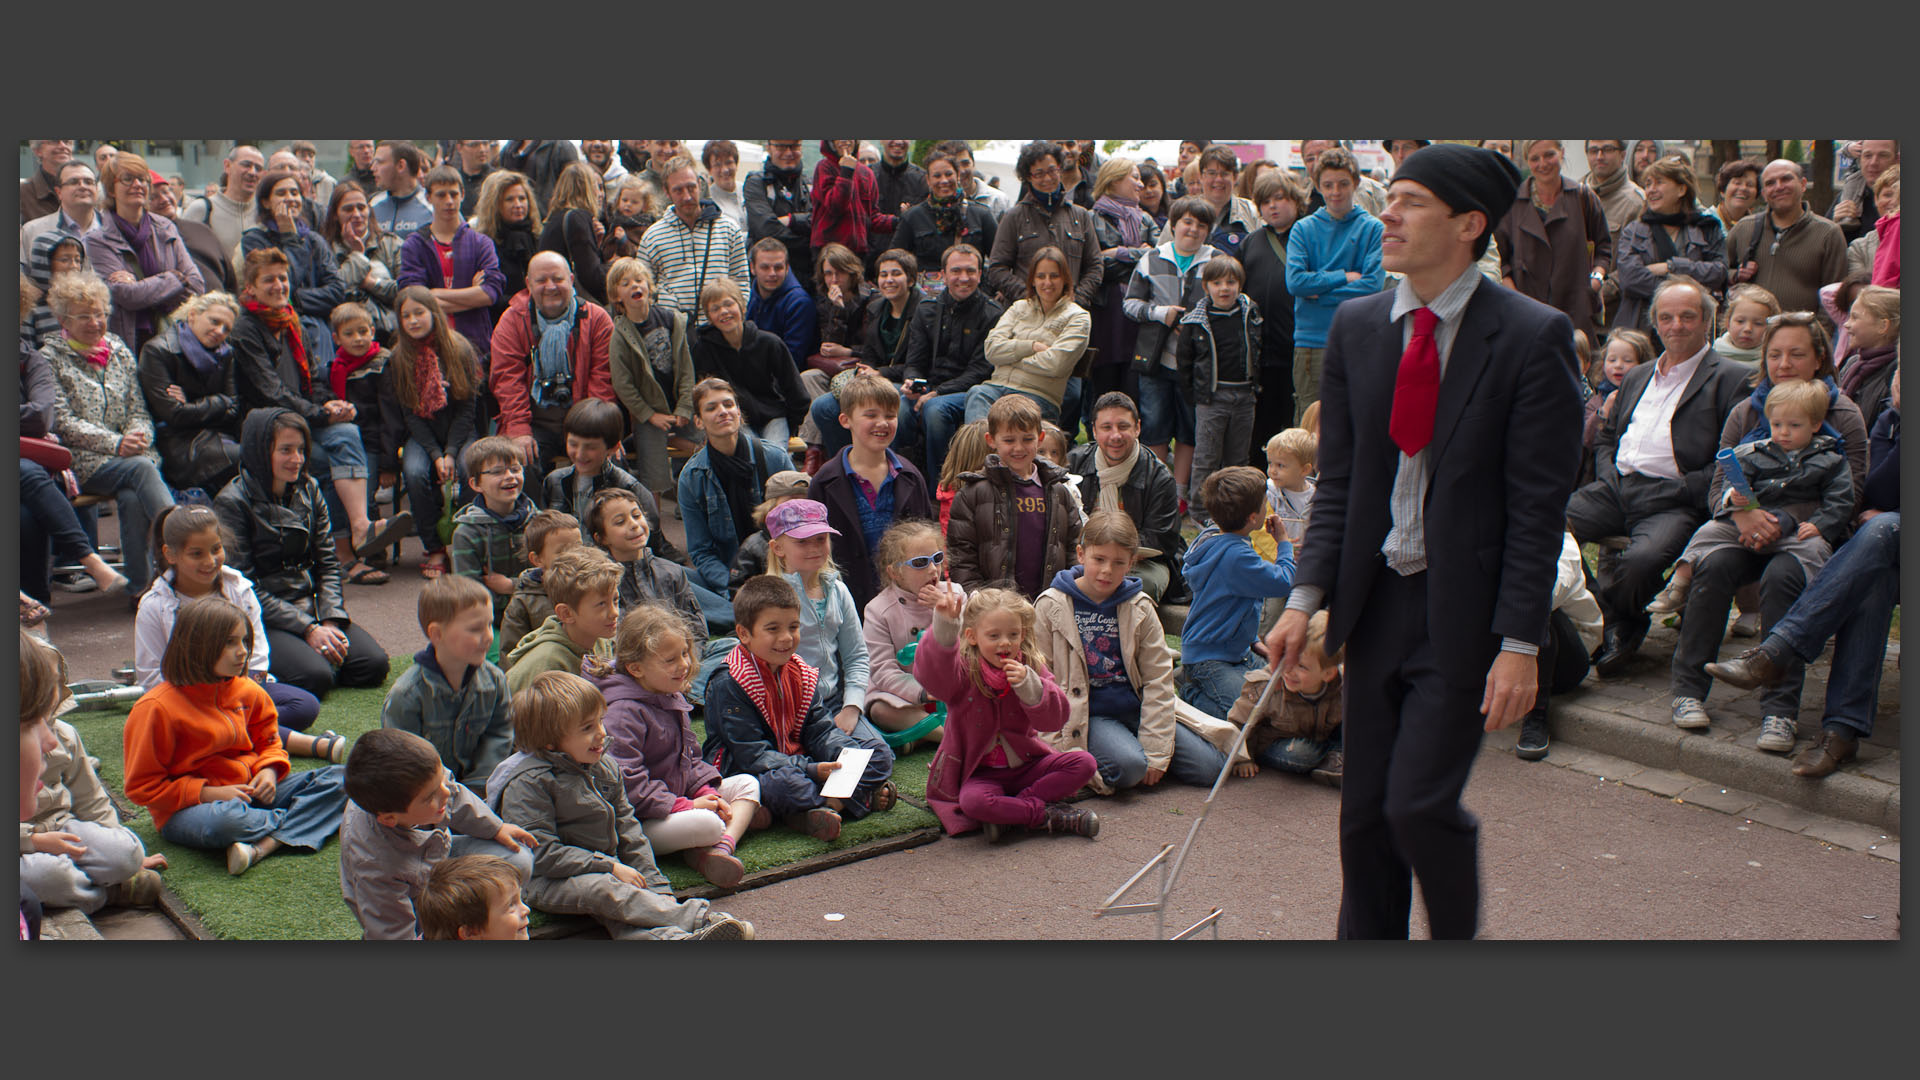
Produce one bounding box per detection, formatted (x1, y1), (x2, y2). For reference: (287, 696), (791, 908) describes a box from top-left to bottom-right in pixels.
(819, 746), (874, 799)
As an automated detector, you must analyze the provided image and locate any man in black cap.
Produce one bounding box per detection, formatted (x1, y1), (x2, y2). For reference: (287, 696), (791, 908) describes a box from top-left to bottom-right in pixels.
(1267, 144), (1585, 939)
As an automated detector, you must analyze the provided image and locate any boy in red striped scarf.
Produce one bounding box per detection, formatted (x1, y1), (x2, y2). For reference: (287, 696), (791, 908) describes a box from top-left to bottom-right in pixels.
(700, 576), (897, 843)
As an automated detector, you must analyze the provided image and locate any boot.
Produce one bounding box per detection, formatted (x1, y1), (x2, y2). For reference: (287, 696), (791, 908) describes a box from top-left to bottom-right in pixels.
(1042, 802), (1100, 839)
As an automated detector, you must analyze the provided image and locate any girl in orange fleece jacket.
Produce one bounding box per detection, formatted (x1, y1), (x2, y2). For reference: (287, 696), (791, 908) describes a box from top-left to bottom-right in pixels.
(122, 596), (350, 877)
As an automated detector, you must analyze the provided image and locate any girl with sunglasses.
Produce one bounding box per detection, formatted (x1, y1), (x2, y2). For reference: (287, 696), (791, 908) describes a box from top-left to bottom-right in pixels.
(862, 520), (962, 750)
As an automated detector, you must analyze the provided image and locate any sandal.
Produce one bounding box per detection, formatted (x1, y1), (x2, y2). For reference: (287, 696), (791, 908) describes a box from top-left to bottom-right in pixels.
(353, 511), (415, 560)
(420, 552), (450, 579)
(345, 561), (391, 586)
(868, 779), (898, 814)
(20, 592), (50, 628)
(312, 730), (347, 764)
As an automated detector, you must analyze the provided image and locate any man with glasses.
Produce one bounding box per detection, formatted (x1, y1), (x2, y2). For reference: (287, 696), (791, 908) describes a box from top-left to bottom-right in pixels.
(183, 144), (265, 255)
(1583, 140), (1646, 330)
(20, 139), (75, 223)
(488, 251), (617, 494)
(744, 139), (813, 286)
(20, 161), (106, 251)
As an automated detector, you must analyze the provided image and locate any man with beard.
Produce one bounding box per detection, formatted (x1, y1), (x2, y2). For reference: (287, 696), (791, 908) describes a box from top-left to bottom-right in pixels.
(1583, 140), (1646, 331)
(639, 157), (749, 326)
(743, 139), (813, 287)
(873, 140), (928, 218)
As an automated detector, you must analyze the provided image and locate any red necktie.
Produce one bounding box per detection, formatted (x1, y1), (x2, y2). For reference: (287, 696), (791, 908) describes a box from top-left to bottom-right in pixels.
(1389, 306), (1440, 456)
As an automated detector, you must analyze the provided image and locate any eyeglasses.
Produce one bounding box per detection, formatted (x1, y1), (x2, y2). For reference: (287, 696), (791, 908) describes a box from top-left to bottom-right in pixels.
(1028, 166), (1061, 179)
(478, 465), (524, 478)
(768, 142), (802, 152)
(895, 550), (947, 570)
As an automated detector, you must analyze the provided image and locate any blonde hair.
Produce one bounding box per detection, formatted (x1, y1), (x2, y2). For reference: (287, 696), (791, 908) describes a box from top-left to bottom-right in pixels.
(1300, 609), (1342, 668)
(19, 633), (67, 727)
(511, 670), (605, 753)
(1300, 400), (1321, 436)
(1078, 508), (1139, 553)
(474, 171), (544, 238)
(1089, 157), (1136, 203)
(417, 573), (494, 635)
(1764, 378), (1831, 426)
(959, 587), (1049, 698)
(547, 162), (603, 219)
(605, 257), (655, 305)
(170, 290), (241, 325)
(698, 275), (747, 318)
(603, 601), (693, 678)
(1267, 428), (1317, 472)
(1851, 285), (1901, 336)
(876, 520), (945, 589)
(1725, 284), (1782, 320)
(48, 272), (111, 322)
(940, 419), (992, 489)
(766, 532), (839, 579)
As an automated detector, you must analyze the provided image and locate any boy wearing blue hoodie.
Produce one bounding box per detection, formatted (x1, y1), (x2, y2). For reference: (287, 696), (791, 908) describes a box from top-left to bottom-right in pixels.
(1181, 466), (1297, 719)
(1285, 145), (1384, 424)
(1177, 255), (1264, 527)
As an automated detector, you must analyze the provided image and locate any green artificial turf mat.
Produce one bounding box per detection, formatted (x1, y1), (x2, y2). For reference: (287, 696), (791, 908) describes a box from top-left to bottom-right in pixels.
(67, 659), (939, 938)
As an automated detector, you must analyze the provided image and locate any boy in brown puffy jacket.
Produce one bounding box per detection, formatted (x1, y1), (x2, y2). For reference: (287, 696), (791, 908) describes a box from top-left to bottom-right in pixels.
(1227, 608), (1344, 788)
(947, 393), (1082, 599)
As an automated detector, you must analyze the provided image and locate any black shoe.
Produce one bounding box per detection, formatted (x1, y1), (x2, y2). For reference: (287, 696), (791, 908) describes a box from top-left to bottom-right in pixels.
(1516, 714), (1549, 761)
(1592, 624), (1644, 677)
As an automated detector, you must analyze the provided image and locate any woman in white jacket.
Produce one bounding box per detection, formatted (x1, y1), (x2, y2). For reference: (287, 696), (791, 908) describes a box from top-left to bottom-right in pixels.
(964, 247), (1090, 425)
(132, 504), (343, 762)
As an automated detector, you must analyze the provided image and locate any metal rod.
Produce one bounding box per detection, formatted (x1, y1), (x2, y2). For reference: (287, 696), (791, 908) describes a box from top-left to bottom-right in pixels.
(1095, 843), (1174, 914)
(1162, 671), (1280, 892)
(1171, 908), (1224, 941)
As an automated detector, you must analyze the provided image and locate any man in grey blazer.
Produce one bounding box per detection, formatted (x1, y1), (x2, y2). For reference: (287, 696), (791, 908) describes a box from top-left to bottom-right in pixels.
(1268, 145), (1585, 939)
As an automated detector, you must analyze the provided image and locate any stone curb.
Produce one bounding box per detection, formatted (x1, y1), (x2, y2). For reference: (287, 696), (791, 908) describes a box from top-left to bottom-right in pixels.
(1549, 699), (1899, 834)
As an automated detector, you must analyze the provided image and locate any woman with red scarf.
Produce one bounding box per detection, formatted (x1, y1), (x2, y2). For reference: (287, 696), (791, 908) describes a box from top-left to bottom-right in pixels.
(230, 247), (411, 586)
(380, 286), (482, 578)
(41, 273), (175, 604)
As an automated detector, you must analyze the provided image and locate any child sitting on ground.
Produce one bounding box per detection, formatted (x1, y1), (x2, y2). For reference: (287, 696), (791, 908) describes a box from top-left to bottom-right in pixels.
(863, 520), (965, 751)
(935, 419), (990, 534)
(499, 510), (582, 658)
(21, 635), (167, 914)
(767, 500), (875, 737)
(542, 397), (683, 563)
(811, 374), (936, 610)
(1646, 379), (1853, 617)
(949, 394), (1082, 598)
(501, 546), (619, 694)
(1180, 466), (1298, 719)
(381, 575), (516, 792)
(488, 670), (755, 940)
(589, 487), (732, 705)
(380, 287), (482, 579)
(1712, 284), (1781, 365)
(451, 436), (538, 625)
(728, 470), (812, 589)
(1226, 609), (1345, 786)
(703, 576), (897, 842)
(419, 854), (532, 940)
(1036, 510), (1239, 791)
(1178, 254), (1263, 527)
(123, 597), (351, 877)
(914, 586), (1098, 842)
(586, 603), (769, 888)
(340, 727), (536, 940)
(135, 504), (336, 762)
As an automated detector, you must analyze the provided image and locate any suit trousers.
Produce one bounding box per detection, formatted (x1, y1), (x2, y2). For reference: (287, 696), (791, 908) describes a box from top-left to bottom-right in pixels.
(1564, 472), (1701, 639)
(1337, 565), (1490, 940)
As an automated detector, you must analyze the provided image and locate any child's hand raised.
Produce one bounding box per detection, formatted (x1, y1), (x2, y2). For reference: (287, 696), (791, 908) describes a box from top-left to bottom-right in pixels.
(932, 587), (964, 621)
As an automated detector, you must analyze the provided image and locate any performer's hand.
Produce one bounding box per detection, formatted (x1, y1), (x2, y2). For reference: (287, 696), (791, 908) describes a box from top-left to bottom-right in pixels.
(1480, 651), (1537, 731)
(1267, 608), (1309, 673)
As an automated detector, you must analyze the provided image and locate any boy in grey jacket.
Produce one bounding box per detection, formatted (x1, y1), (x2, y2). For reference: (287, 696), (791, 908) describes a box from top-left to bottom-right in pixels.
(381, 575), (516, 793)
(487, 670), (756, 940)
(341, 729), (537, 941)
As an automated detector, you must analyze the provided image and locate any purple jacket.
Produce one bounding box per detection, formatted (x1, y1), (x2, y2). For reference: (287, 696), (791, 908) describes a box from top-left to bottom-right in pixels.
(85, 212), (204, 354)
(397, 224), (506, 362)
(585, 662), (722, 820)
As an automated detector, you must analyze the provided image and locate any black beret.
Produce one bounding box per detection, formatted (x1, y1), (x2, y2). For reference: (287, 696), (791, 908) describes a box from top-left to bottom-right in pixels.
(1389, 144), (1522, 230)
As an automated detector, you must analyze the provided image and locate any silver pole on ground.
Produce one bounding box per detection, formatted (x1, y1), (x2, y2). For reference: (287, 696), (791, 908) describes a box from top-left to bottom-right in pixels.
(1092, 669), (1283, 938)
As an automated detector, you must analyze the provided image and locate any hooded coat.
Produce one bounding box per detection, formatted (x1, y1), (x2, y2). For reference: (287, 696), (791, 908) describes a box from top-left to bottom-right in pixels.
(381, 647), (515, 793)
(213, 408), (349, 635)
(586, 662), (722, 820)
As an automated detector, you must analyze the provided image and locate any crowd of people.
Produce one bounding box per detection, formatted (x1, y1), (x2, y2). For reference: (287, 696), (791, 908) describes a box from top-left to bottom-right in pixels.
(18, 137), (1900, 940)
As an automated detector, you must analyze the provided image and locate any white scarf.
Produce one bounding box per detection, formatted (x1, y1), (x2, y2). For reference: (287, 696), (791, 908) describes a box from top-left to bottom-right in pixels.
(1095, 441), (1139, 516)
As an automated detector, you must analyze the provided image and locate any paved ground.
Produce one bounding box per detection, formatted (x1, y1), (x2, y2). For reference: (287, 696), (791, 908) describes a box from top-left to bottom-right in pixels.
(43, 496), (1900, 940)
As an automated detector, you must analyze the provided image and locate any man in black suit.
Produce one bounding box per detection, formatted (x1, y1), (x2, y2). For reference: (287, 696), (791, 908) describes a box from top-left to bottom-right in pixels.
(1565, 277), (1751, 675)
(1268, 145), (1584, 939)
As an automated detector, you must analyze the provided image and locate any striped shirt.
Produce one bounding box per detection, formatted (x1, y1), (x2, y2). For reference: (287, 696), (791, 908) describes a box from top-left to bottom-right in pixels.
(1287, 263), (1537, 657)
(637, 210), (748, 326)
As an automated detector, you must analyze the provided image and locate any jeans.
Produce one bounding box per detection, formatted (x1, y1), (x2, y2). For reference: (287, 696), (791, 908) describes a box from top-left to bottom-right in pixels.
(919, 391), (972, 481)
(21, 460), (99, 602)
(401, 437), (472, 553)
(1670, 546), (1806, 717)
(751, 715), (894, 820)
(80, 455), (175, 592)
(1180, 651), (1260, 721)
(1137, 366), (1194, 447)
(158, 765), (349, 853)
(688, 636), (735, 708)
(963, 383), (1060, 425)
(809, 393), (919, 456)
(1086, 714), (1230, 789)
(1190, 386), (1257, 526)
(1769, 512), (1900, 739)
(1257, 732), (1341, 774)
(307, 421), (371, 538)
(752, 417), (790, 447)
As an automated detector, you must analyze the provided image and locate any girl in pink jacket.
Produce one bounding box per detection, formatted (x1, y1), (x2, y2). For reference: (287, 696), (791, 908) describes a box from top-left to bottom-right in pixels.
(862, 521), (962, 752)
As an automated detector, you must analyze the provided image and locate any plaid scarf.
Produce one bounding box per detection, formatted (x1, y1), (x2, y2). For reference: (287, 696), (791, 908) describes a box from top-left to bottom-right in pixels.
(410, 341), (449, 419)
(724, 643), (817, 756)
(244, 300), (309, 388)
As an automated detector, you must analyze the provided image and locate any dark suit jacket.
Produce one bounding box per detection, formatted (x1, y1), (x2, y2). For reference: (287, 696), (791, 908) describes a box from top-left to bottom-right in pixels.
(1296, 280), (1585, 685)
(1593, 347), (1751, 512)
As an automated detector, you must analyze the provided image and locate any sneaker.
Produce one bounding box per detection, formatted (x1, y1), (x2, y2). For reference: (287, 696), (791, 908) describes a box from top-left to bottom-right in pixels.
(226, 841), (257, 876)
(1755, 715), (1797, 753)
(1671, 696), (1712, 730)
(691, 913), (756, 941)
(105, 868), (163, 908)
(1645, 576), (1691, 614)
(1729, 611), (1762, 638)
(1041, 802), (1100, 838)
(1310, 748), (1344, 787)
(980, 821), (1007, 844)
(52, 571), (97, 594)
(1515, 715), (1550, 761)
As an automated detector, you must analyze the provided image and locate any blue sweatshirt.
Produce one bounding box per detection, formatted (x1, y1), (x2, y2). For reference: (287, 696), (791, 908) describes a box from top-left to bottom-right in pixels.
(1049, 566), (1142, 717)
(1284, 206), (1385, 348)
(747, 266), (817, 365)
(1179, 525), (1295, 664)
